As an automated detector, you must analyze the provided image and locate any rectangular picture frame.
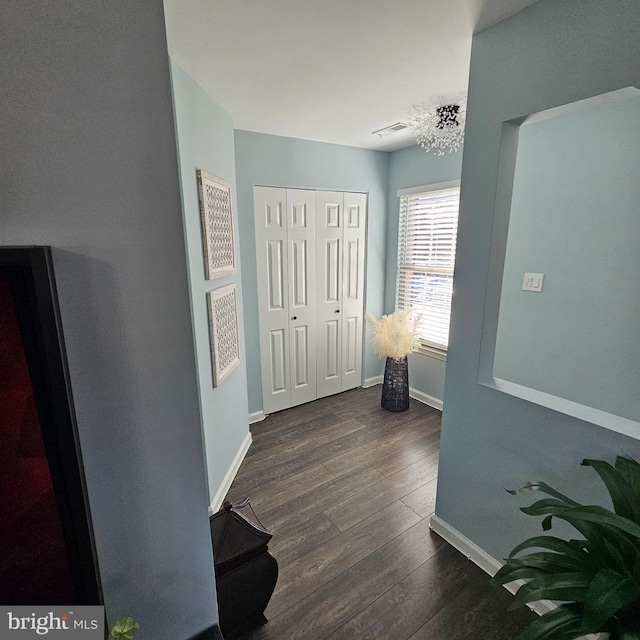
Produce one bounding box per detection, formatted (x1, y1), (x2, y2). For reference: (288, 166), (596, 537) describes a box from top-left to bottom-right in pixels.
(197, 169), (236, 279)
(206, 283), (241, 387)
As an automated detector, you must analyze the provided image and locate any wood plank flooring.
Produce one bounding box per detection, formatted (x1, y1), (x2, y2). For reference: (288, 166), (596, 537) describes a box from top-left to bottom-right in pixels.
(225, 386), (536, 640)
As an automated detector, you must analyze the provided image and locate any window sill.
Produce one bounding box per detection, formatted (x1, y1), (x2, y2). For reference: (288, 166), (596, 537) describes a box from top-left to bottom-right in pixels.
(414, 344), (448, 361)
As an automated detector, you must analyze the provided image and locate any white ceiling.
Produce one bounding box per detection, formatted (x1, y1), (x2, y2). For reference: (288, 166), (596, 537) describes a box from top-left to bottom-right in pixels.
(164, 0), (539, 152)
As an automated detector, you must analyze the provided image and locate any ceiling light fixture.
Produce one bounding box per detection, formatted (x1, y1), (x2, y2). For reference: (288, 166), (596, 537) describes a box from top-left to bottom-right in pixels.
(408, 96), (466, 155)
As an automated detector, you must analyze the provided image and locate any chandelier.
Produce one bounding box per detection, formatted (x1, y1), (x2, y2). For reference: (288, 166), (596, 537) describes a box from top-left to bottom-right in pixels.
(408, 96), (466, 156)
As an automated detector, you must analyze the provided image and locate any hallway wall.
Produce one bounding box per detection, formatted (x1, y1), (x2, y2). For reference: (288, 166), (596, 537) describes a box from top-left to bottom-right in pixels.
(436, 0), (640, 560)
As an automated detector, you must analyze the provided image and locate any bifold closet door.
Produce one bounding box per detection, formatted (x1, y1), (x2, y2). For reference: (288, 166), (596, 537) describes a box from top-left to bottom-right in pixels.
(287, 189), (317, 408)
(340, 191), (367, 392)
(254, 187), (316, 414)
(316, 191), (367, 398)
(316, 191), (344, 398)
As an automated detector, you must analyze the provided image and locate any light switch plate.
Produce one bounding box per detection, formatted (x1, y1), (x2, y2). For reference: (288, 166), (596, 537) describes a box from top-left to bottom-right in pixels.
(523, 272), (544, 292)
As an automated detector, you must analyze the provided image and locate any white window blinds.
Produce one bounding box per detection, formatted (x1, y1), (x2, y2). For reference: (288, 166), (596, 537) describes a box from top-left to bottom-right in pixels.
(396, 184), (460, 355)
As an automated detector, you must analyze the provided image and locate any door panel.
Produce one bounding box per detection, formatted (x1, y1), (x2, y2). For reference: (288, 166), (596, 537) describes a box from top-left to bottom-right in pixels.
(267, 240), (285, 310)
(324, 239), (340, 303)
(292, 325), (310, 387)
(341, 192), (367, 391)
(291, 239), (308, 307)
(316, 191), (344, 399)
(287, 190), (317, 407)
(269, 329), (287, 393)
(344, 316), (358, 375)
(255, 186), (291, 413)
(324, 319), (339, 380)
(345, 238), (359, 300)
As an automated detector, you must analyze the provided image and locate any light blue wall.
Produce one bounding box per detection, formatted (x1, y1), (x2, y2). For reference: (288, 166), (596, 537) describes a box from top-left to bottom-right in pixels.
(234, 131), (389, 414)
(170, 61), (250, 504)
(1, 3), (218, 638)
(436, 0), (640, 561)
(387, 145), (463, 405)
(493, 95), (640, 424)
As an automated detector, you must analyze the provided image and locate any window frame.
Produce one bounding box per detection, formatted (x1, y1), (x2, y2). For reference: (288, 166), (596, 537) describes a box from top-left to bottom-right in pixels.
(396, 180), (461, 360)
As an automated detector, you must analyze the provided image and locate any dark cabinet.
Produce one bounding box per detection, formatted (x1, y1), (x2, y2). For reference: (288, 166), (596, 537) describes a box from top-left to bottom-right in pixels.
(210, 499), (278, 639)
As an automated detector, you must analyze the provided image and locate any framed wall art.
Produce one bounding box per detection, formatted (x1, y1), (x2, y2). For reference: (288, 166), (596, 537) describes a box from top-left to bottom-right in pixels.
(206, 284), (240, 387)
(197, 169), (236, 279)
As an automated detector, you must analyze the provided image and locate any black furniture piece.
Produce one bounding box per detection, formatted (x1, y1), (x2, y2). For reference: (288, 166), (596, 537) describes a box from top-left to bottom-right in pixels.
(210, 499), (278, 639)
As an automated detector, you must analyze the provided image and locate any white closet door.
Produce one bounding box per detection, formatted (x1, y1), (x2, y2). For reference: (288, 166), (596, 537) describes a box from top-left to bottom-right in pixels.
(256, 186), (367, 413)
(287, 189), (317, 407)
(316, 191), (344, 399)
(254, 186), (291, 414)
(341, 192), (367, 391)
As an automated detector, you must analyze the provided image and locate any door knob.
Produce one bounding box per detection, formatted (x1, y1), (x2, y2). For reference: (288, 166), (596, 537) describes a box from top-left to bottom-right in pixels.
(335, 309), (340, 314)
(291, 316), (297, 320)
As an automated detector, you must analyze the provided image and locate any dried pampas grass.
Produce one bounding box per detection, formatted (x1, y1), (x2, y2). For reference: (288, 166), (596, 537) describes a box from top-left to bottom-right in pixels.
(366, 309), (420, 359)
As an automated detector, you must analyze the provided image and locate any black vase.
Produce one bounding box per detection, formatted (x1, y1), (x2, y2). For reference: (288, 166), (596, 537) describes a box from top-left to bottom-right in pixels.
(381, 356), (409, 412)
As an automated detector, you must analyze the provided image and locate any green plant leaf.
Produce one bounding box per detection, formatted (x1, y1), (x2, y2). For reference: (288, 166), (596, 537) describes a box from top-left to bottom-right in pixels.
(491, 554), (596, 590)
(491, 555), (590, 586)
(515, 604), (584, 640)
(508, 552), (591, 573)
(530, 507), (639, 566)
(582, 458), (640, 522)
(508, 535), (588, 559)
(490, 564), (551, 585)
(510, 573), (591, 610)
(615, 456), (640, 502)
(603, 536), (633, 575)
(527, 509), (639, 577)
(108, 618), (139, 640)
(521, 498), (577, 517)
(507, 481), (582, 507)
(634, 556), (640, 582)
(558, 518), (640, 571)
(557, 506), (640, 539)
(617, 597), (640, 632)
(582, 568), (640, 631)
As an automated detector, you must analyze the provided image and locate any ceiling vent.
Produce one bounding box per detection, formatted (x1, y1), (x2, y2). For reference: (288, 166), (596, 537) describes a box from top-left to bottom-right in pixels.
(372, 122), (409, 138)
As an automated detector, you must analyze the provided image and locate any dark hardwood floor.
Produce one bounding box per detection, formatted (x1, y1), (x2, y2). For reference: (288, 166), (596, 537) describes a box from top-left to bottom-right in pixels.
(225, 386), (536, 640)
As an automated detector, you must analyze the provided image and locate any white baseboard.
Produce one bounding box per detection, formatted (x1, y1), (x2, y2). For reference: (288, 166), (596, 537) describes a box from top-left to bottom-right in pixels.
(409, 387), (443, 411)
(429, 514), (554, 617)
(248, 410), (265, 424)
(208, 431), (252, 515)
(362, 375), (383, 388)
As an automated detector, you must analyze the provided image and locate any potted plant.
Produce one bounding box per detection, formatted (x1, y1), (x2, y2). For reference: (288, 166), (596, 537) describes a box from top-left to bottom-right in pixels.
(366, 309), (420, 412)
(109, 618), (139, 640)
(490, 455), (640, 640)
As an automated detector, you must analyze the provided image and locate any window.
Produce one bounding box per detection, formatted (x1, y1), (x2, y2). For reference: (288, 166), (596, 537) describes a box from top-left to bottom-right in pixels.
(396, 181), (460, 358)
